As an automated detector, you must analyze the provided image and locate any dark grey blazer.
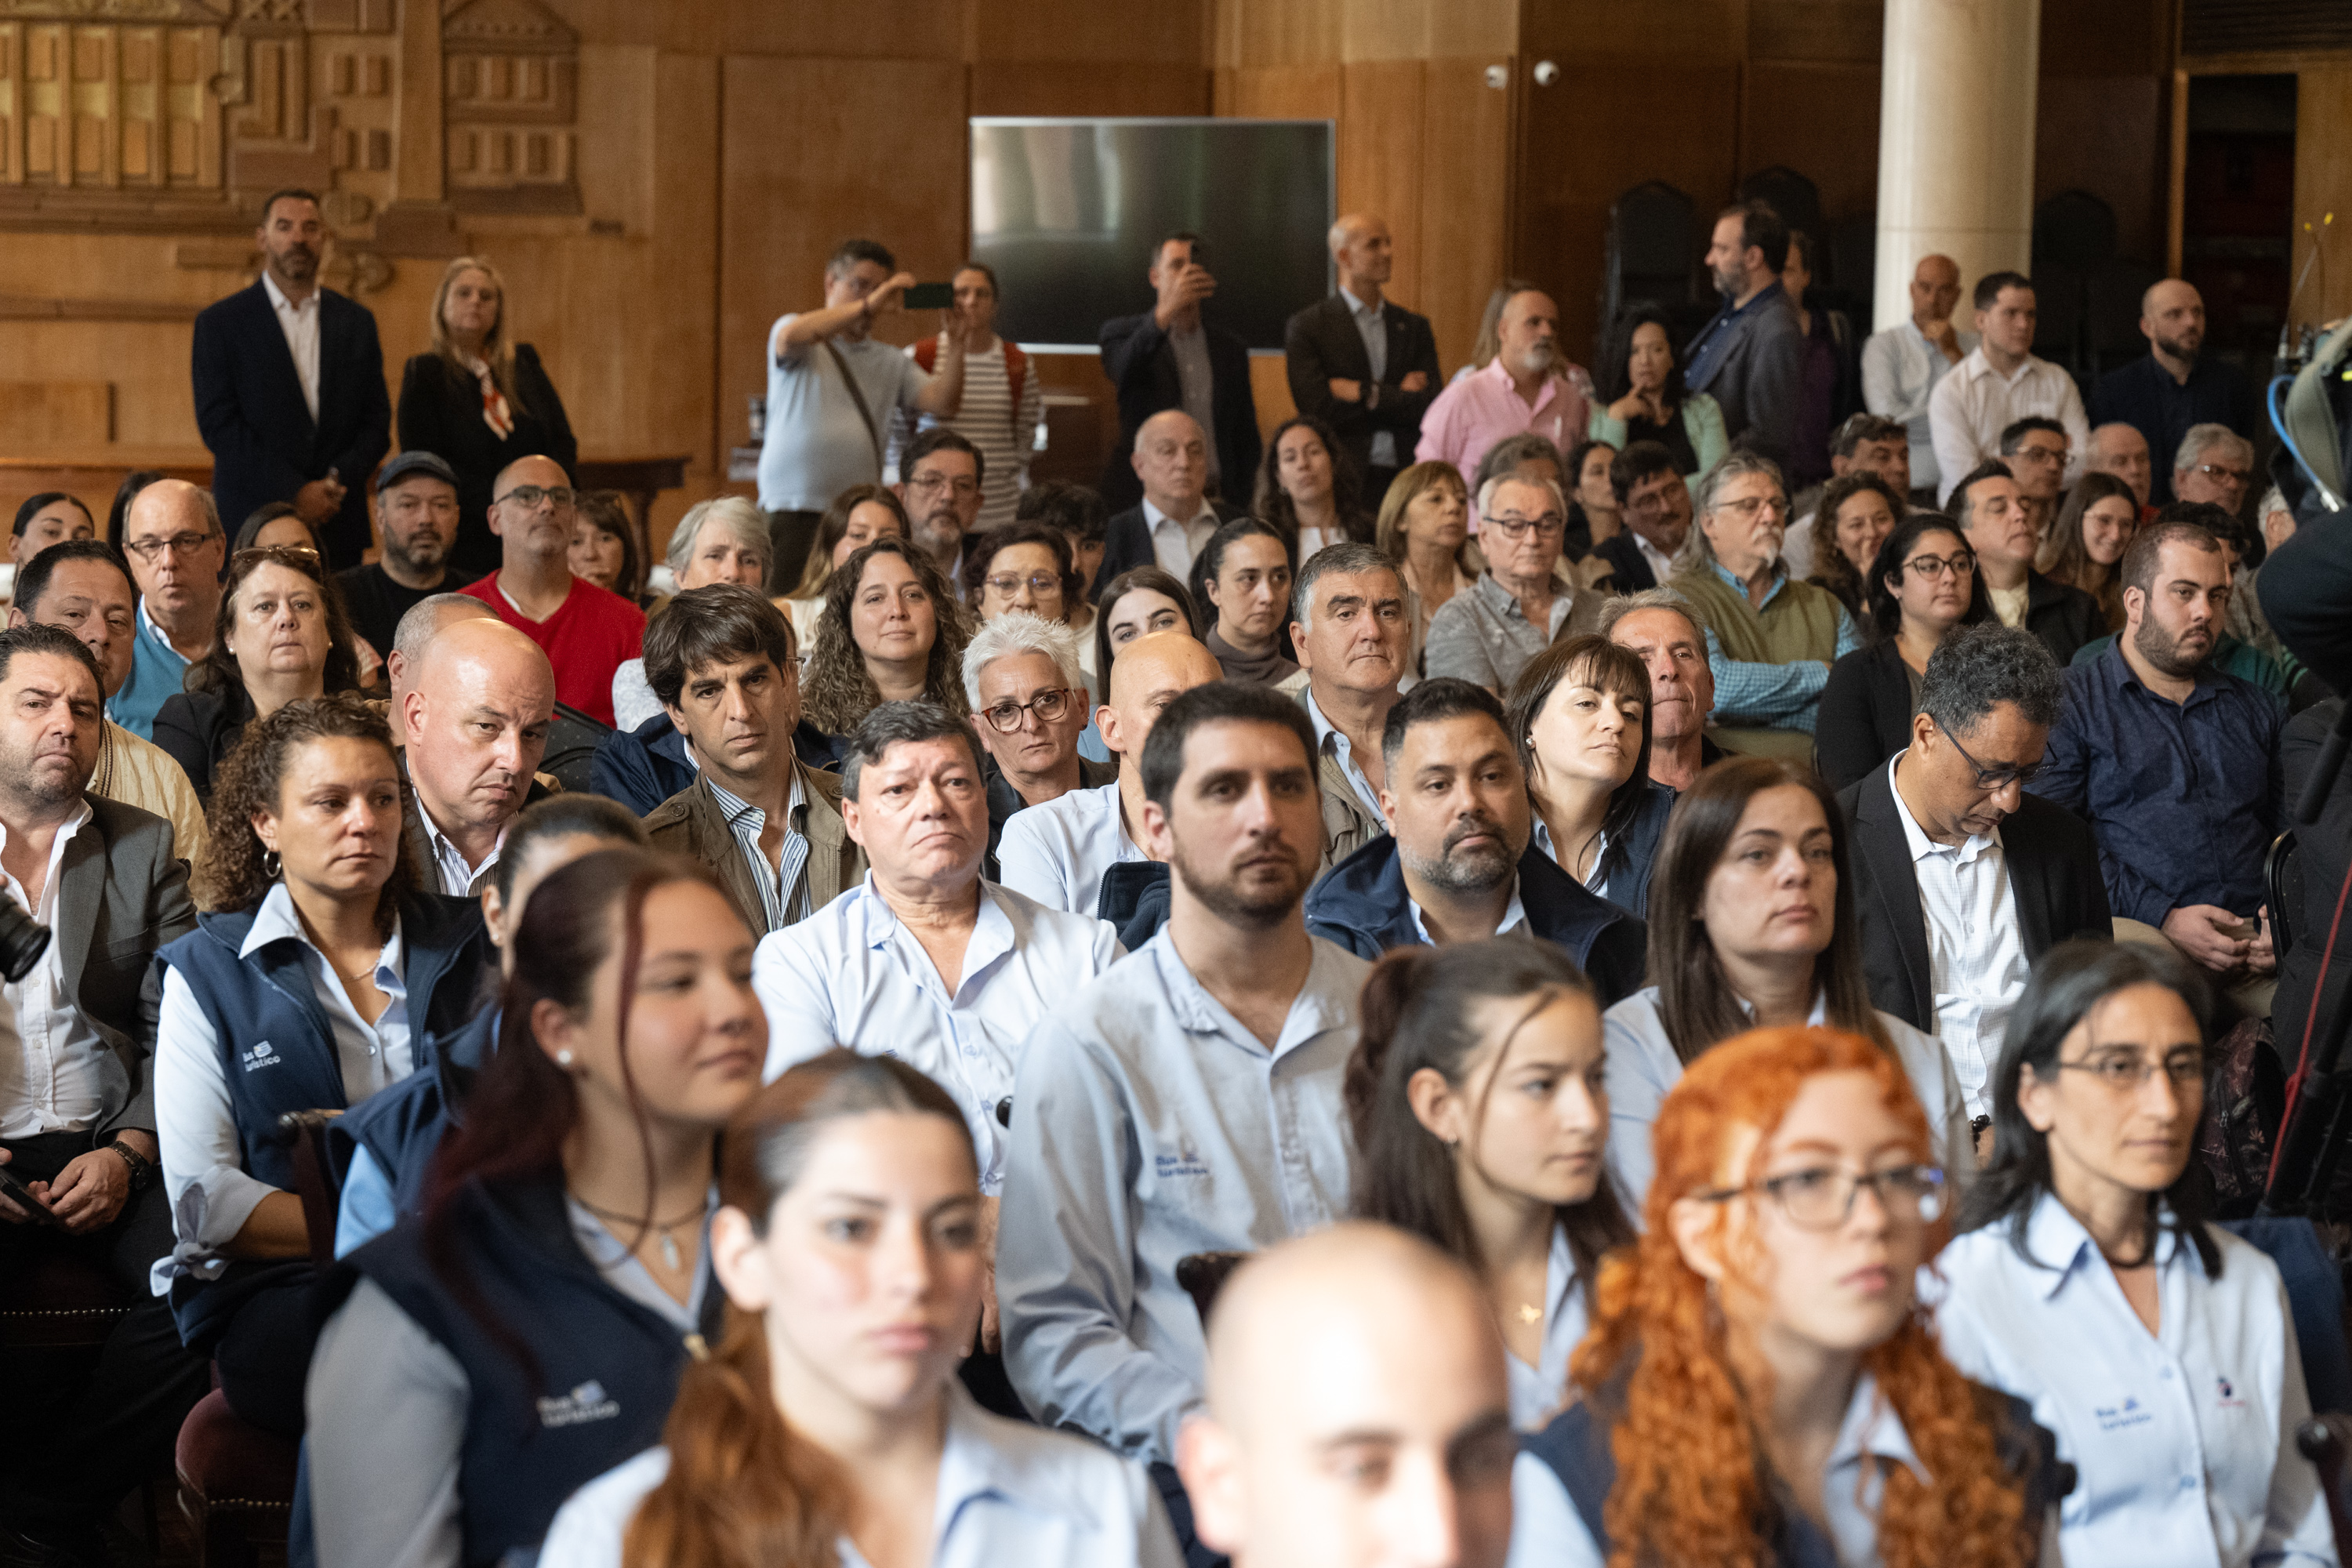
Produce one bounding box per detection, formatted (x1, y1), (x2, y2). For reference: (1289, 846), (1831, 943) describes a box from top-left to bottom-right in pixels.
(69, 797), (198, 1136)
(1283, 293), (1443, 481)
(1682, 284), (1804, 470)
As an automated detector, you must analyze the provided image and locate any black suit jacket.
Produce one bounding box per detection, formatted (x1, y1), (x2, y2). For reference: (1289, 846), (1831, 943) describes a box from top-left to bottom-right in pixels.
(396, 346), (579, 579)
(1838, 764), (2112, 1036)
(65, 797), (198, 1137)
(2023, 569), (2104, 669)
(1097, 310), (1260, 510)
(1590, 534), (1660, 595)
(1283, 294), (1442, 482)
(1815, 641), (1915, 793)
(1091, 499), (1246, 601)
(191, 280), (390, 568)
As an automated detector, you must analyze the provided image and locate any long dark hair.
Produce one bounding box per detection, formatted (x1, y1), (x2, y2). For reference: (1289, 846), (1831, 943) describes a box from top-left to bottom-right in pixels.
(107, 470), (162, 552)
(1254, 414), (1374, 549)
(1187, 516), (1293, 635)
(1808, 471), (1904, 618)
(1599, 305), (1690, 408)
(2042, 472), (2138, 626)
(1647, 756), (1889, 1063)
(1093, 565), (1200, 678)
(622, 1054), (974, 1568)
(1957, 938), (2222, 1277)
(788, 484), (907, 601)
(574, 490), (646, 604)
(184, 545), (363, 701)
(1348, 943), (1634, 1313)
(800, 535), (969, 733)
(1507, 635), (1653, 893)
(1864, 512), (1992, 644)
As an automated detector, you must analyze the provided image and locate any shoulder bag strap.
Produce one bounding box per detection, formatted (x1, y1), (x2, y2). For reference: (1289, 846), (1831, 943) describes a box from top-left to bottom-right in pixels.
(822, 340), (885, 469)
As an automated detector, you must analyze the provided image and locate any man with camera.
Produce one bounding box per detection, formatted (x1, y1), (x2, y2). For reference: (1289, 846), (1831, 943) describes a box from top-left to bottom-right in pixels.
(0, 624), (203, 1563)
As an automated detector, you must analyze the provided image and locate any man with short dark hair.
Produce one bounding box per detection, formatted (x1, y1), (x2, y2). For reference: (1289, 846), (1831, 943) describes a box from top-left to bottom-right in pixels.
(1597, 443), (1691, 593)
(1929, 271), (2088, 502)
(1289, 543), (1409, 869)
(2040, 522), (2283, 988)
(1838, 625), (2110, 1129)
(1785, 412), (1911, 577)
(757, 237), (969, 589)
(1679, 201), (1805, 467)
(1862, 252), (1974, 500)
(1599, 589), (1723, 791)
(2090, 278), (2258, 506)
(1416, 286), (1595, 491)
(337, 450), (461, 655)
(1997, 414), (2071, 539)
(1284, 214), (1442, 503)
(1098, 233), (1261, 512)
(1304, 677), (1645, 1000)
(398, 618), (556, 897)
(112, 478), (226, 741)
(1948, 459), (2102, 666)
(998, 680), (1367, 1548)
(10, 494), (93, 568)
(190, 187), (390, 567)
(892, 261), (1040, 532)
(641, 585), (863, 933)
(895, 426), (985, 590)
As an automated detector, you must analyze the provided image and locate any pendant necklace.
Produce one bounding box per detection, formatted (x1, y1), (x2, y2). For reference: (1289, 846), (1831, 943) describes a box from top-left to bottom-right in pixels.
(572, 1191), (709, 1272)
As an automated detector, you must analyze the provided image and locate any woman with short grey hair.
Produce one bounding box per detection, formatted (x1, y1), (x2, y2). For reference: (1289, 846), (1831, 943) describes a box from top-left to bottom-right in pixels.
(611, 496), (779, 730)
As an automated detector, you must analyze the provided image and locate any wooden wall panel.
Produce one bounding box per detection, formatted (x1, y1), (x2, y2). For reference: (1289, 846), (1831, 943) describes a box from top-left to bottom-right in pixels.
(1338, 60), (1425, 303)
(1419, 55), (1512, 372)
(1521, 0), (1738, 59)
(1742, 60), (1881, 222)
(973, 0), (1207, 64)
(972, 64), (1209, 117)
(1214, 63), (1342, 119)
(2292, 67), (2352, 323)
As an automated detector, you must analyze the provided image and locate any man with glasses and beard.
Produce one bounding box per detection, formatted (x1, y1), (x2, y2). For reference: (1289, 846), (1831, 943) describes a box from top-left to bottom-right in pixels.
(997, 681), (1368, 1563)
(336, 451), (463, 655)
(894, 426), (987, 595)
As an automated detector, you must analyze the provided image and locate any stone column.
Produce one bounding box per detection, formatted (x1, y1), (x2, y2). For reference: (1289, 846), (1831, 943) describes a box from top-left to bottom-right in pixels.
(1872, 0), (2042, 332)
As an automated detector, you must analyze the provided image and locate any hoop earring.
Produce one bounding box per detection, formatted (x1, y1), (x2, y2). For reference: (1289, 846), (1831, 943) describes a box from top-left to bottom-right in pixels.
(262, 849), (281, 880)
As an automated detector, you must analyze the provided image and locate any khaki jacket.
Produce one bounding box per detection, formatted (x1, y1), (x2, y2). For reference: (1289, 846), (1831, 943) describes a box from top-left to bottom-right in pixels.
(642, 757), (865, 932)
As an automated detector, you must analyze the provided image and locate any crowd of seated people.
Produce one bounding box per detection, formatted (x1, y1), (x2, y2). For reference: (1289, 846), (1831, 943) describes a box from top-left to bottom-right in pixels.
(0, 180), (2340, 1568)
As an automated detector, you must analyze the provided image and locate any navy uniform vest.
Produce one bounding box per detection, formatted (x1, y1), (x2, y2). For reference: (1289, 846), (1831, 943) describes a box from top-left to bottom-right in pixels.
(338, 1174), (723, 1568)
(327, 1006), (495, 1224)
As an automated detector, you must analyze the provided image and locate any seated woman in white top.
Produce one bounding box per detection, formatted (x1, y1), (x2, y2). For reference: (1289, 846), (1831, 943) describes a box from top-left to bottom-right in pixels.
(612, 495), (775, 729)
(1509, 1025), (2060, 1568)
(1933, 940), (2336, 1568)
(542, 1049), (1180, 1568)
(1602, 755), (1973, 1207)
(1346, 939), (1632, 1432)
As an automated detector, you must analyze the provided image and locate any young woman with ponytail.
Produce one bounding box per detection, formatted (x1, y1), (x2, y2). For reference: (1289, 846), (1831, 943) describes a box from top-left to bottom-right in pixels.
(540, 1051), (1181, 1568)
(1506, 1025), (2062, 1568)
(303, 848), (765, 1567)
(1346, 938), (1633, 1431)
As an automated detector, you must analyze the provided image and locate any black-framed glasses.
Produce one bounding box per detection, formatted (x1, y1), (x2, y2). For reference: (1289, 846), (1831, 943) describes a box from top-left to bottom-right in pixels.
(910, 474), (982, 497)
(1932, 712), (2043, 793)
(1481, 511), (1566, 540)
(2053, 1048), (2207, 1091)
(984, 573), (1062, 598)
(1901, 550), (1976, 581)
(2193, 463), (2251, 486)
(1696, 1163), (1947, 1232)
(493, 483), (576, 512)
(124, 532), (219, 562)
(981, 688), (1076, 731)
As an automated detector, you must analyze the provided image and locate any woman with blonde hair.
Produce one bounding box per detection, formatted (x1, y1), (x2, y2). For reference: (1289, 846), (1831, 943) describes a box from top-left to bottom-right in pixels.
(397, 255), (579, 576)
(1375, 459), (1475, 674)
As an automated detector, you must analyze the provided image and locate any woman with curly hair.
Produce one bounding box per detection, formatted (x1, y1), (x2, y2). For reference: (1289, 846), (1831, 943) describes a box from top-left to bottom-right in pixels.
(538, 1051), (1178, 1567)
(1255, 414), (1374, 559)
(1933, 940), (2333, 1566)
(1508, 1025), (2061, 1568)
(1805, 470), (1904, 620)
(152, 544), (365, 803)
(799, 535), (969, 739)
(151, 695), (492, 1435)
(777, 485), (908, 662)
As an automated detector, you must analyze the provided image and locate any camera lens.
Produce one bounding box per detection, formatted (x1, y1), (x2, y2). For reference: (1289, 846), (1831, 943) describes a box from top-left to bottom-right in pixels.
(0, 897), (52, 983)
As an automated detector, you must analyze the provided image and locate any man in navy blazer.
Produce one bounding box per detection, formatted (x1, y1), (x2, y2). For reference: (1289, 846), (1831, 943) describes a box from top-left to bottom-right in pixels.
(1097, 234), (1260, 512)
(1681, 201), (1804, 471)
(191, 188), (390, 569)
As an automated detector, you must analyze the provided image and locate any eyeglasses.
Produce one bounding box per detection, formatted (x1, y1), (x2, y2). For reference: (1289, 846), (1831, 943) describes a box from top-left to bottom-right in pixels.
(1624, 485), (1679, 517)
(2010, 445), (2068, 466)
(2193, 463), (2251, 486)
(980, 688), (1076, 731)
(2053, 1049), (2207, 1091)
(1481, 511), (1566, 540)
(493, 484), (576, 511)
(1932, 712), (2043, 792)
(1902, 550), (1976, 580)
(124, 532), (219, 562)
(1711, 495), (1787, 521)
(910, 474), (982, 498)
(985, 573), (1063, 598)
(1695, 1163), (1947, 1232)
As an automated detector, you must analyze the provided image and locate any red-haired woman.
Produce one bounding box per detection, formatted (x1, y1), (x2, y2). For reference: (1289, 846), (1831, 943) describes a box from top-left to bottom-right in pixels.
(1506, 1025), (2062, 1567)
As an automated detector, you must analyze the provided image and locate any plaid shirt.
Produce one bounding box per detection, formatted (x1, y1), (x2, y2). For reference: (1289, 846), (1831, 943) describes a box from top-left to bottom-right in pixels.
(1697, 560), (1860, 728)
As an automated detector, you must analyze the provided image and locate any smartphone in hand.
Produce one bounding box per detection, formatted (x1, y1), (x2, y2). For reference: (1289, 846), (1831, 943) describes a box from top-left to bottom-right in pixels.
(0, 1163), (64, 1229)
(902, 282), (955, 310)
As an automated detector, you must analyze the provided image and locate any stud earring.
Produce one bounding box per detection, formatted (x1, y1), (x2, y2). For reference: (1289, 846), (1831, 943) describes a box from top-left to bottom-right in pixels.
(556, 1049), (575, 1068)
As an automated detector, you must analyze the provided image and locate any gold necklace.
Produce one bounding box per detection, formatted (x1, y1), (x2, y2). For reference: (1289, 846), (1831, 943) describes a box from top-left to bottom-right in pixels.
(1516, 1301), (1544, 1326)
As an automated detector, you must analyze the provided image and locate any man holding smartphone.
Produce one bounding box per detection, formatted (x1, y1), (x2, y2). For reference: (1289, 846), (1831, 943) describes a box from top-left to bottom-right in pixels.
(1098, 232), (1261, 513)
(755, 236), (971, 592)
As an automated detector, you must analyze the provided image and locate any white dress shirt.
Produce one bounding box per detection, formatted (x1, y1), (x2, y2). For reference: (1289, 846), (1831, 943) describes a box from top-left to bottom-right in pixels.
(0, 802), (104, 1137)
(1630, 529), (1675, 586)
(153, 884), (412, 1289)
(1861, 318), (1977, 496)
(1928, 345), (2089, 503)
(263, 270), (323, 424)
(1933, 1194), (2335, 1568)
(1885, 753), (2029, 1119)
(1141, 498), (1220, 579)
(995, 781), (1142, 920)
(753, 877), (1122, 1193)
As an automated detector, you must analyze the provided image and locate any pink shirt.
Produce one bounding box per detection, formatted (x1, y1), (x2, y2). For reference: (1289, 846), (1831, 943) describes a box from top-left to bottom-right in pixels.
(1414, 357), (1598, 496)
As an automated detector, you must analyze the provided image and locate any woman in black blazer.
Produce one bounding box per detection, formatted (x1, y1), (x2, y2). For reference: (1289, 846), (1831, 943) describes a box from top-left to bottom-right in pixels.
(395, 256), (578, 580)
(1816, 513), (1991, 792)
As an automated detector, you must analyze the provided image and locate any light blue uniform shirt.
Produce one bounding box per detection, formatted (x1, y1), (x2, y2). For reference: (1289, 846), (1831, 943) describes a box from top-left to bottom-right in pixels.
(113, 597), (192, 740)
(1932, 1192), (2335, 1568)
(997, 927), (1369, 1465)
(996, 780), (1142, 920)
(539, 1381), (1181, 1568)
(751, 876), (1122, 1194)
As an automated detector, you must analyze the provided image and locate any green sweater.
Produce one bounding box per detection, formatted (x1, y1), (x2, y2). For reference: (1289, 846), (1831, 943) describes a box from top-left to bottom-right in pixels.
(1671, 563), (1847, 760)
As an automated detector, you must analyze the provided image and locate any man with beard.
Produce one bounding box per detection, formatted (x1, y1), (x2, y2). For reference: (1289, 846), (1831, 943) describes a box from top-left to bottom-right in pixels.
(997, 680), (1367, 1562)
(190, 188), (390, 568)
(1414, 285), (1597, 492)
(456, 453), (644, 724)
(399, 616), (557, 897)
(894, 426), (987, 595)
(2041, 521), (2283, 992)
(1304, 678), (1645, 1002)
(2091, 279), (2258, 506)
(336, 451), (463, 654)
(1677, 201), (1805, 470)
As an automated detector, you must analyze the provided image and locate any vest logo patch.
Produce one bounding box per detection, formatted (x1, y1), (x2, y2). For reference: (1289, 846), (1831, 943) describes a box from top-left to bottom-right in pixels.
(240, 1040), (280, 1072)
(537, 1381), (620, 1428)
(2094, 1396), (2153, 1432)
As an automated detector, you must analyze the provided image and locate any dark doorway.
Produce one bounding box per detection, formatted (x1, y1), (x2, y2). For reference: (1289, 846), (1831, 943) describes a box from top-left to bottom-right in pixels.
(2182, 74), (2296, 381)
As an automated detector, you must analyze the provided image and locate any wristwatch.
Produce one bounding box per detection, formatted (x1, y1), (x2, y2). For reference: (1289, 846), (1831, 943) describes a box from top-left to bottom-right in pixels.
(107, 1139), (156, 1192)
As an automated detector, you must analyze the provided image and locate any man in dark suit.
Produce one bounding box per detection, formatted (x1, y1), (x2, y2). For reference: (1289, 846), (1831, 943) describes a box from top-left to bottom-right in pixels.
(190, 188), (390, 569)
(1837, 625), (2109, 1145)
(1682, 201), (1804, 470)
(0, 625), (205, 1562)
(1098, 233), (1259, 512)
(1090, 410), (1243, 597)
(1283, 214), (1442, 505)
(1595, 441), (1693, 593)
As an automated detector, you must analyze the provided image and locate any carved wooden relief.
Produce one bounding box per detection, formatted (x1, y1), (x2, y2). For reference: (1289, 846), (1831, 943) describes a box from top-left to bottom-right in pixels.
(442, 0), (579, 215)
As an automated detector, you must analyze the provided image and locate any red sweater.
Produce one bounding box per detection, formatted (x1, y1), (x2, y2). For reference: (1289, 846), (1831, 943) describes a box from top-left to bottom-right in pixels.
(457, 572), (644, 726)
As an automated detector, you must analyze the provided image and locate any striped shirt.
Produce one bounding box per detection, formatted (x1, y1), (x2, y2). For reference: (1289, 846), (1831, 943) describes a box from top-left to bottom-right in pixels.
(705, 771), (811, 933)
(891, 340), (1040, 533)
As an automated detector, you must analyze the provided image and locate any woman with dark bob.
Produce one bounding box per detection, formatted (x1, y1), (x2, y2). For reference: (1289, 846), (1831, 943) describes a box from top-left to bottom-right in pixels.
(153, 544), (365, 802)
(1814, 510), (1991, 792)
(304, 848), (763, 1566)
(800, 535), (970, 737)
(153, 695), (492, 1434)
(1348, 941), (1633, 1432)
(1506, 634), (1674, 918)
(1933, 940), (2333, 1566)
(1188, 517), (1298, 688)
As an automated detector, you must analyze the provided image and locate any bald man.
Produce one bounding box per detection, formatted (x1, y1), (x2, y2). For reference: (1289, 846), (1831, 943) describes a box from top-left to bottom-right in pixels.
(385, 592), (496, 717)
(1286, 213), (1443, 503)
(1861, 252), (1976, 501)
(456, 453), (644, 724)
(2087, 421), (2155, 513)
(1098, 234), (1261, 514)
(112, 478), (227, 739)
(1092, 410), (1247, 596)
(1178, 1225), (1515, 1568)
(400, 616), (557, 896)
(2090, 278), (2257, 506)
(997, 630), (1221, 919)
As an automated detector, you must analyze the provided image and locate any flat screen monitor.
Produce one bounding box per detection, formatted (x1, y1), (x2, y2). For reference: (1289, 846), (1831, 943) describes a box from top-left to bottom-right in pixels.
(970, 117), (1335, 354)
